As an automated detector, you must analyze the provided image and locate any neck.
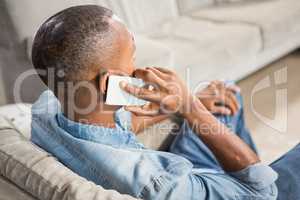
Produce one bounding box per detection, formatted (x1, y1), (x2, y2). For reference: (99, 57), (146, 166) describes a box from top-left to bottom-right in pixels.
(60, 96), (169, 134)
(65, 101), (121, 128)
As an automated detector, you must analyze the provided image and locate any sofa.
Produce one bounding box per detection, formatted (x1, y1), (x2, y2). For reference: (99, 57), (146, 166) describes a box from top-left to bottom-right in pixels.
(4, 0), (300, 89)
(1, 0), (300, 199)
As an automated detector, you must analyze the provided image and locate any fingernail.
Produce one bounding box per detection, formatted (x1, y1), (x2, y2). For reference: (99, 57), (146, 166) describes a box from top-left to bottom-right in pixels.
(119, 81), (127, 88)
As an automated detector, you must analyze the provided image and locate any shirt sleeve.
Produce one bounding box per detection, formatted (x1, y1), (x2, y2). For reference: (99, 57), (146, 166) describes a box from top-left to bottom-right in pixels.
(139, 164), (278, 200)
(148, 163), (278, 200)
(229, 162), (278, 190)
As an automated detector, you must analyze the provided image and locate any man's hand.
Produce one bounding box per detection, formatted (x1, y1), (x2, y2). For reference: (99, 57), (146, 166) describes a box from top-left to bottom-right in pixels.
(196, 81), (240, 116)
(120, 67), (259, 172)
(120, 67), (192, 116)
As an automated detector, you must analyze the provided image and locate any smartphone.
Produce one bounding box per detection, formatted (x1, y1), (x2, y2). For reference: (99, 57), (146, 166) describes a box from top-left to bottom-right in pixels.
(105, 75), (148, 106)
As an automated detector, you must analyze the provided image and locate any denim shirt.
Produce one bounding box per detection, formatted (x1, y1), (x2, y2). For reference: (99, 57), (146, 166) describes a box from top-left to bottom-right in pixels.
(31, 90), (278, 200)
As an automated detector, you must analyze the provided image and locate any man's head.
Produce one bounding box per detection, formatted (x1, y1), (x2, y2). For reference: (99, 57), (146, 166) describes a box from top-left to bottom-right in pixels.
(32, 5), (136, 93)
(32, 5), (137, 120)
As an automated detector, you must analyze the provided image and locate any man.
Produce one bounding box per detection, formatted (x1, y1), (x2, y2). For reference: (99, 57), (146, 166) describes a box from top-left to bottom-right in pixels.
(31, 5), (278, 200)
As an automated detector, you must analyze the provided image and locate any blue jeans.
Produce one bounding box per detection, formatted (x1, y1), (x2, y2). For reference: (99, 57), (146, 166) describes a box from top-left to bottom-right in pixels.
(271, 144), (300, 200)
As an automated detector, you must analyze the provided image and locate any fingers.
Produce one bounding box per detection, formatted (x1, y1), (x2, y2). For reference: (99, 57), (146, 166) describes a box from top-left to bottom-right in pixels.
(134, 69), (167, 88)
(227, 84), (241, 93)
(120, 81), (163, 103)
(211, 106), (231, 115)
(211, 81), (240, 114)
(204, 84), (218, 96)
(210, 80), (240, 94)
(216, 91), (239, 115)
(125, 104), (160, 116)
(211, 80), (225, 91)
(152, 67), (174, 75)
(146, 67), (169, 80)
(228, 91), (240, 114)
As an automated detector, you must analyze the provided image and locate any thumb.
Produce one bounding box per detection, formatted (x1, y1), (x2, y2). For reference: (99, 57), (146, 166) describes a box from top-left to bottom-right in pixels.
(211, 106), (231, 116)
(125, 105), (159, 116)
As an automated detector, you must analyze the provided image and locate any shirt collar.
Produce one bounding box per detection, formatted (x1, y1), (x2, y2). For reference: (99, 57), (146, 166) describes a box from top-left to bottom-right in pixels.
(34, 90), (143, 148)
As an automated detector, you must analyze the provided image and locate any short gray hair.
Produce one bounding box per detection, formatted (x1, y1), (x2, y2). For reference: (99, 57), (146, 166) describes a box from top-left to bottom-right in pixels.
(32, 5), (115, 84)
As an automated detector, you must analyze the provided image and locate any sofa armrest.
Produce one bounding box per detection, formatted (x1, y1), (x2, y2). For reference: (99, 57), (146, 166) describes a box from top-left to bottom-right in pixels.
(0, 175), (36, 200)
(0, 116), (138, 200)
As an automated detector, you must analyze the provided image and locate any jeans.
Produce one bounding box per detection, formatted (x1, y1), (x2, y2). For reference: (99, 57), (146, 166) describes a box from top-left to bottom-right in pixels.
(271, 144), (300, 200)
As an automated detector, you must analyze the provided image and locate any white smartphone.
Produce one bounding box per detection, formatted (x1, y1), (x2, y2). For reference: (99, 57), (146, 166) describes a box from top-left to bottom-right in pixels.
(105, 75), (148, 106)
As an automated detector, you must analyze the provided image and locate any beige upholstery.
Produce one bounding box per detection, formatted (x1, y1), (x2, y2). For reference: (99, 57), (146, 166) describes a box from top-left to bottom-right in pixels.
(177, 0), (214, 14)
(5, 0), (300, 83)
(176, 0), (271, 14)
(0, 104), (32, 139)
(4, 0), (100, 40)
(137, 118), (180, 151)
(134, 35), (174, 68)
(149, 16), (261, 86)
(190, 0), (300, 50)
(0, 115), (138, 200)
(0, 175), (36, 200)
(106, 0), (179, 34)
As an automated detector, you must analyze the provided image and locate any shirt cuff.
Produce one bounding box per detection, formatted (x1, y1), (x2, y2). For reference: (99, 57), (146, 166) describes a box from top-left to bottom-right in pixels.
(229, 163), (278, 190)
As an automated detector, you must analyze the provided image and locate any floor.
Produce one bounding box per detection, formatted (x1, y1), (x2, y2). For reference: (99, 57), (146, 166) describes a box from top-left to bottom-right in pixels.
(238, 50), (300, 164)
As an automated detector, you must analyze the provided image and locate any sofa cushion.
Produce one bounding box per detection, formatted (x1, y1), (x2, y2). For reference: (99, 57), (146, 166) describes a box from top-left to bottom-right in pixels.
(0, 104), (32, 139)
(6, 0), (178, 41)
(5, 0), (105, 42)
(149, 16), (261, 86)
(216, 0), (273, 4)
(176, 0), (270, 14)
(176, 0), (214, 14)
(107, 0), (179, 34)
(137, 118), (180, 151)
(134, 35), (174, 68)
(190, 0), (300, 50)
(0, 115), (137, 200)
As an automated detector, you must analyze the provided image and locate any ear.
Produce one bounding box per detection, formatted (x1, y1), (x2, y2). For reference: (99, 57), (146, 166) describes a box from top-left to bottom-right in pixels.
(98, 71), (110, 94)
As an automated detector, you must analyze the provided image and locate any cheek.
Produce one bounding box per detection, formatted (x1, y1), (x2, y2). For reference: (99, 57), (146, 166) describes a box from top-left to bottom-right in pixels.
(126, 54), (136, 75)
(128, 64), (135, 76)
